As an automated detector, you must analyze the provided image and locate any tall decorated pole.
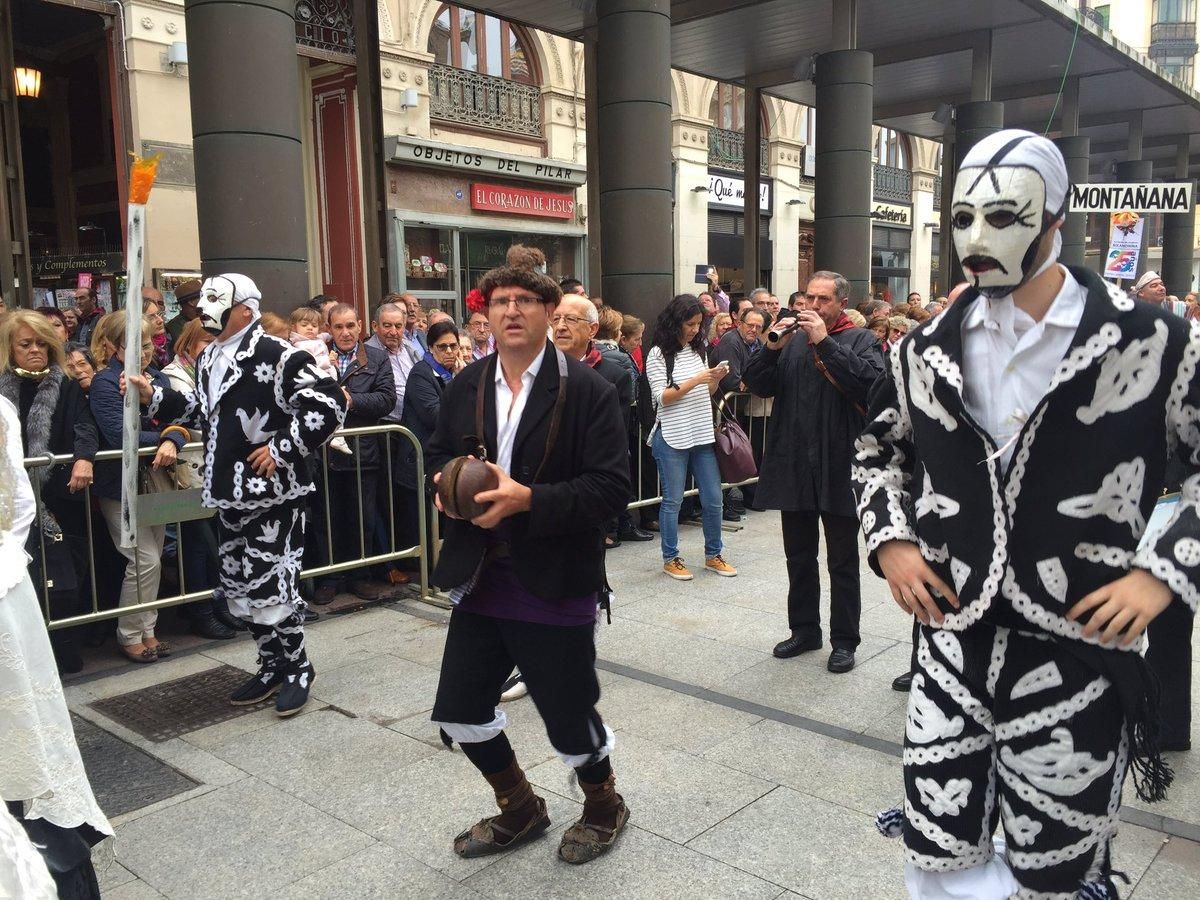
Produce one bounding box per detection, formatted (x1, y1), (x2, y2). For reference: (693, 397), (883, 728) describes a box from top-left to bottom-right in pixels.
(120, 155), (160, 549)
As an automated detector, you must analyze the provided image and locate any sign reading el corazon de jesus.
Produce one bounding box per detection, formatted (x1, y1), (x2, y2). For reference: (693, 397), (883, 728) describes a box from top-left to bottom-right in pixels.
(471, 183), (576, 219)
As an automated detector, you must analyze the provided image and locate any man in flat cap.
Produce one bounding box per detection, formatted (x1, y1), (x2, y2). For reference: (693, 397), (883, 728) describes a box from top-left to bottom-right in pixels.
(166, 278), (203, 346)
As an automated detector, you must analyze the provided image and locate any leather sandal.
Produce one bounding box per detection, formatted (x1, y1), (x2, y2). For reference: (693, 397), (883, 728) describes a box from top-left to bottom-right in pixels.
(453, 795), (550, 858)
(558, 797), (629, 864)
(120, 643), (157, 664)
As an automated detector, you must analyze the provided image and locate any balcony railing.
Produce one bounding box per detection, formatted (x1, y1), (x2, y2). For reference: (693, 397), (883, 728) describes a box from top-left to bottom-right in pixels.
(1149, 21), (1198, 57)
(873, 163), (912, 203)
(427, 64), (541, 138)
(708, 127), (769, 175)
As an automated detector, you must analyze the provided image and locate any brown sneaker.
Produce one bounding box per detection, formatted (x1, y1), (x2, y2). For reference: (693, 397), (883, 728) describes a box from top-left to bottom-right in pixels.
(705, 555), (737, 577)
(663, 558), (693, 581)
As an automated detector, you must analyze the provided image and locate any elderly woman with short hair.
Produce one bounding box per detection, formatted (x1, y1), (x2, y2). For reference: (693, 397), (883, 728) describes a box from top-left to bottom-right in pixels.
(0, 311), (99, 673)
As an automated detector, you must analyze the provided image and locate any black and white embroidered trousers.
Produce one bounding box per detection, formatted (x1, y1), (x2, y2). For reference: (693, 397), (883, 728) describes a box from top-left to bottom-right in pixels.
(215, 501), (307, 627)
(889, 622), (1129, 899)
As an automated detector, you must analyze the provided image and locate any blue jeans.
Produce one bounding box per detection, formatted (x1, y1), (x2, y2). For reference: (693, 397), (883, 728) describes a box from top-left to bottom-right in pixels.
(651, 430), (724, 562)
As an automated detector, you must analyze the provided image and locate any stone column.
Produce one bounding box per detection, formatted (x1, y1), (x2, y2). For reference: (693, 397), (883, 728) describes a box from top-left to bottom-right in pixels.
(946, 102), (1003, 283)
(1114, 159), (1153, 282)
(595, 0), (673, 325)
(672, 116), (711, 294)
(813, 49), (873, 301)
(184, 0), (308, 309)
(1053, 136), (1089, 268)
(910, 165), (937, 299)
(1161, 140), (1196, 295)
(769, 136), (806, 297)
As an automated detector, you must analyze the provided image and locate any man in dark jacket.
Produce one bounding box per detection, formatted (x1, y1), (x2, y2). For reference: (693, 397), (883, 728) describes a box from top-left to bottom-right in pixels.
(743, 271), (884, 673)
(427, 246), (631, 867)
(313, 303), (396, 603)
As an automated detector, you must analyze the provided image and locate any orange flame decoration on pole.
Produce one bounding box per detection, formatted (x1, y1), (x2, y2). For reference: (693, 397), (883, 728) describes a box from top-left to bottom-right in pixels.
(129, 153), (161, 205)
(119, 154), (161, 549)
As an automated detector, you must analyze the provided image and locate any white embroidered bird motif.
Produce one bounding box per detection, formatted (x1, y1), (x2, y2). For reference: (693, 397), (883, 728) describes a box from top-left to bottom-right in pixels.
(915, 472), (960, 520)
(1075, 320), (1168, 425)
(1001, 797), (1043, 847)
(236, 408), (276, 444)
(258, 520), (280, 544)
(906, 674), (965, 744)
(915, 776), (972, 817)
(999, 727), (1115, 796)
(1056, 457), (1146, 536)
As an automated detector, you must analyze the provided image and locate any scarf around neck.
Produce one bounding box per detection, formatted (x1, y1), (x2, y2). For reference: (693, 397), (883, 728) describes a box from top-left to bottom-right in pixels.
(584, 345), (603, 368)
(828, 312), (856, 336)
(0, 365), (64, 491)
(423, 350), (454, 383)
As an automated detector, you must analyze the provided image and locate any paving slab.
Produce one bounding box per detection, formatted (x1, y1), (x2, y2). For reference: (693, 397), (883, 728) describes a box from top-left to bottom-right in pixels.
(1124, 745), (1200, 830)
(687, 786), (907, 900)
(206, 707), (437, 813)
(277, 843), (483, 899)
(616, 592), (794, 654)
(528, 731), (775, 844)
(103, 880), (167, 900)
(595, 615), (769, 689)
(712, 656), (909, 735)
(599, 673), (762, 755)
(1131, 835), (1200, 898)
(79, 654), (224, 702)
(98, 860), (138, 893)
(114, 778), (373, 899)
(465, 820), (784, 900)
(703, 719), (901, 817)
(309, 653), (443, 724)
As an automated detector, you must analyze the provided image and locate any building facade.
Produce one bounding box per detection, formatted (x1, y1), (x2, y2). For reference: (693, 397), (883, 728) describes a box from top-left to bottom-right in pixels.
(2, 0), (952, 321)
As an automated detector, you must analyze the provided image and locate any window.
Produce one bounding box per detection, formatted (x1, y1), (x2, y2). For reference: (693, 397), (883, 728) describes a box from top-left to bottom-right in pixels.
(1158, 54), (1195, 82)
(708, 83), (771, 135)
(874, 128), (911, 170)
(428, 4), (535, 83)
(1089, 4), (1111, 30)
(798, 105), (816, 147)
(1153, 0), (1197, 23)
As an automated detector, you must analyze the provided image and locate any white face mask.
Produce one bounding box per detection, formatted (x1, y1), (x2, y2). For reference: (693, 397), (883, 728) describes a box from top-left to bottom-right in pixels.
(952, 164), (1050, 298)
(197, 277), (237, 333)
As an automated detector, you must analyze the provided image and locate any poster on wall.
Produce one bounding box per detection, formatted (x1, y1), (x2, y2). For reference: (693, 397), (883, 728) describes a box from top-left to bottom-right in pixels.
(1102, 212), (1144, 281)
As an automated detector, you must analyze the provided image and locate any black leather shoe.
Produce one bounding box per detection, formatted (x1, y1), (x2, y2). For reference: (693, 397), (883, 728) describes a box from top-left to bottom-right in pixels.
(892, 672), (914, 692)
(276, 662), (315, 717)
(313, 584), (337, 605)
(827, 649), (856, 673)
(192, 611), (238, 641)
(303, 608), (320, 624)
(773, 634), (822, 658)
(617, 525), (655, 542)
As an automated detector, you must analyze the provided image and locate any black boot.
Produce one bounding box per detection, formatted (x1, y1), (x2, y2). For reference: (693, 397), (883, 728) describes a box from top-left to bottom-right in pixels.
(273, 612), (315, 717)
(229, 623), (285, 705)
(192, 608), (237, 640)
(211, 590), (248, 632)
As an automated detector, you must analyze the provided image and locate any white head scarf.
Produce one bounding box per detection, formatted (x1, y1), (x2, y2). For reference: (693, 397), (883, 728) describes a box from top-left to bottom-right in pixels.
(952, 129), (1069, 298)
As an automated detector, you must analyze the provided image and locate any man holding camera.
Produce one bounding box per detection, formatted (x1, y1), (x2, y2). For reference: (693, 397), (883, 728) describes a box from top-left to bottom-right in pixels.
(743, 271), (884, 673)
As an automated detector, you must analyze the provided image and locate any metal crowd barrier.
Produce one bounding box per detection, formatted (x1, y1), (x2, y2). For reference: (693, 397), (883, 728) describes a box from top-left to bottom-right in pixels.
(28, 423), (431, 631)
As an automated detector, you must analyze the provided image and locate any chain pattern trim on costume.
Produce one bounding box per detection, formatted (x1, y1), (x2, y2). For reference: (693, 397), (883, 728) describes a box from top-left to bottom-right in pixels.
(918, 632), (995, 731)
(1047, 324), (1123, 395)
(996, 761), (1118, 837)
(1131, 543), (1200, 613)
(903, 733), (994, 766)
(993, 676), (1110, 741)
(1003, 565), (1145, 653)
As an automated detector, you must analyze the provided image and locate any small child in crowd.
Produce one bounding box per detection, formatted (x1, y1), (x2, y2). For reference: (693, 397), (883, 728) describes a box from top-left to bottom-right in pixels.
(289, 307), (351, 455)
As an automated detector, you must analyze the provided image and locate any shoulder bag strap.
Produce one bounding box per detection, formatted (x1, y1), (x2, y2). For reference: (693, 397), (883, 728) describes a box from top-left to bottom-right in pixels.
(531, 348), (569, 482)
(473, 355), (495, 461)
(811, 350), (867, 418)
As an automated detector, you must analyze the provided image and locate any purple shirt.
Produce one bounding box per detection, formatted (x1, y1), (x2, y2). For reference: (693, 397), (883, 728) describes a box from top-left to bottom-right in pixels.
(459, 556), (598, 626)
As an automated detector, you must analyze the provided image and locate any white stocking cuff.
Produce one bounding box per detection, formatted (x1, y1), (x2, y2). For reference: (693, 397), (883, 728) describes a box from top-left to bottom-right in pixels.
(434, 709), (508, 744)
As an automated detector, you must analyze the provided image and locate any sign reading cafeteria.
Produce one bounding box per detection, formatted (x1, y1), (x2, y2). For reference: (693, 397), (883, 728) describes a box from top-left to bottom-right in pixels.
(471, 184), (576, 219)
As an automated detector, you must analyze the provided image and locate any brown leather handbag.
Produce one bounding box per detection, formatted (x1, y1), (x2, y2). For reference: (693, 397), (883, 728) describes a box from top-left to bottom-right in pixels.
(713, 395), (757, 484)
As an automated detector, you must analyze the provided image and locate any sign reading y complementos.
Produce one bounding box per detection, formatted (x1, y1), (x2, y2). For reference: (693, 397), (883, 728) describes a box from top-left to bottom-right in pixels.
(1069, 182), (1193, 213)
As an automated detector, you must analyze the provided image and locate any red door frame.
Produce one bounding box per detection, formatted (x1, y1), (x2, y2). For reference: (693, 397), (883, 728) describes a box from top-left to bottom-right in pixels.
(312, 70), (365, 320)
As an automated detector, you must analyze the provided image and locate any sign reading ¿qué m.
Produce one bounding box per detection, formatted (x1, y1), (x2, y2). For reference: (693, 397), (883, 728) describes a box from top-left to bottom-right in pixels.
(1069, 182), (1193, 213)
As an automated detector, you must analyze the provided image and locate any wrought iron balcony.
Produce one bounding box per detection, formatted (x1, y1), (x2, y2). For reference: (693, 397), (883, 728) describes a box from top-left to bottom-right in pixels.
(427, 64), (542, 138)
(1149, 21), (1198, 57)
(707, 127), (769, 175)
(873, 163), (912, 203)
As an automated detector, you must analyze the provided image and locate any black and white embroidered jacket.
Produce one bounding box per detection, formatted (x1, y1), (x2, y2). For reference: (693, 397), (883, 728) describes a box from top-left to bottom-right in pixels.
(853, 266), (1200, 653)
(148, 323), (346, 512)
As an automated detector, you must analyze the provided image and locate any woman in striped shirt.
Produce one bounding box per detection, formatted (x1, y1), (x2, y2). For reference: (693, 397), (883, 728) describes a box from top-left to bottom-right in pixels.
(645, 295), (737, 581)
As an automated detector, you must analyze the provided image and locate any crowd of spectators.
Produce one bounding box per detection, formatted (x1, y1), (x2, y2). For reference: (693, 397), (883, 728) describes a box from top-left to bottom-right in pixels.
(0, 268), (975, 676)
